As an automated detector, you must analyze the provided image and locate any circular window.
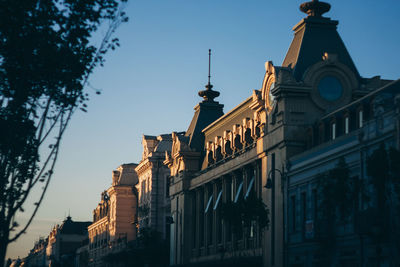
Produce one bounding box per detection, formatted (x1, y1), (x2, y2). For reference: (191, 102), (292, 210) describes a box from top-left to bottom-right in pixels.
(318, 76), (343, 101)
(268, 82), (275, 104)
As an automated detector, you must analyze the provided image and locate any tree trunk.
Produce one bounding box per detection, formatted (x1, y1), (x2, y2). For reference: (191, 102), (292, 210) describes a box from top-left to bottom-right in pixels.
(0, 238), (8, 267)
(0, 224), (10, 267)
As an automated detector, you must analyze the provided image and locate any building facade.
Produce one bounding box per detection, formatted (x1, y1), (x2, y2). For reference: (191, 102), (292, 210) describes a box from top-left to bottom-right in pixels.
(88, 163), (138, 266)
(24, 237), (48, 267)
(135, 134), (172, 239)
(165, 1), (399, 267)
(286, 80), (400, 266)
(46, 216), (91, 267)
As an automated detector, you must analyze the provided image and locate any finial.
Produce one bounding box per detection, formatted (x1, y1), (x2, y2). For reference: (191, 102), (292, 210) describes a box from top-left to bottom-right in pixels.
(198, 49), (220, 102)
(300, 0), (331, 17)
(208, 49), (211, 88)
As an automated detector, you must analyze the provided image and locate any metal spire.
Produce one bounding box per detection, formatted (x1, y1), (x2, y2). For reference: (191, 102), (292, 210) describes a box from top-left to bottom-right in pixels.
(208, 49), (211, 88)
(198, 49), (220, 102)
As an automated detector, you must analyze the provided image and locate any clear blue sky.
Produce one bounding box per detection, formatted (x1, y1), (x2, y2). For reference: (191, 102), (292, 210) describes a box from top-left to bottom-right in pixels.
(6, 0), (400, 259)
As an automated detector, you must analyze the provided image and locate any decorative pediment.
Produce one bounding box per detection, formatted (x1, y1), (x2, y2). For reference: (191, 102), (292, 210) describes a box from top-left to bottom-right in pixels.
(171, 132), (191, 156)
(142, 135), (158, 160)
(164, 132), (202, 176)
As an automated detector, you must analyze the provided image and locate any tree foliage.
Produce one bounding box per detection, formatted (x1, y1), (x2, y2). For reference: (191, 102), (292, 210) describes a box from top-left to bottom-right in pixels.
(221, 194), (269, 235)
(103, 228), (169, 267)
(0, 0), (128, 261)
(366, 144), (400, 243)
(316, 157), (355, 248)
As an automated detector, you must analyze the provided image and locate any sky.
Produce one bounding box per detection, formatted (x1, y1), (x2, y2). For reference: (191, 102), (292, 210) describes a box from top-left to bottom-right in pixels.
(6, 0), (400, 259)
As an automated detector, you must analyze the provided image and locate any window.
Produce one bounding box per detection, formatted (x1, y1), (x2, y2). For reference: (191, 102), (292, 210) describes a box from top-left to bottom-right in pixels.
(312, 189), (317, 221)
(205, 194), (213, 213)
(141, 181), (146, 201)
(318, 76), (343, 101)
(192, 193), (197, 248)
(345, 116), (349, 134)
(213, 188), (223, 210)
(291, 195), (296, 232)
(226, 177), (232, 202)
(199, 188), (204, 247)
(331, 122), (336, 140)
(301, 192), (307, 236)
(234, 181), (243, 203)
(206, 186), (213, 245)
(306, 128), (313, 149)
(358, 109), (363, 128)
(225, 177), (232, 242)
(318, 123), (325, 144)
(215, 182), (223, 244)
(244, 176), (255, 199)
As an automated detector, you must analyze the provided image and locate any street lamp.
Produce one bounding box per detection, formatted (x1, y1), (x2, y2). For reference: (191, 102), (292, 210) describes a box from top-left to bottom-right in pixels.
(263, 167), (285, 267)
(264, 168), (284, 189)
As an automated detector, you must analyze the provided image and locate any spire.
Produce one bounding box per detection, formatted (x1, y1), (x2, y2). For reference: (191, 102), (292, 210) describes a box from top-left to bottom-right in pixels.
(198, 49), (220, 102)
(300, 0), (331, 18)
(282, 0), (360, 81)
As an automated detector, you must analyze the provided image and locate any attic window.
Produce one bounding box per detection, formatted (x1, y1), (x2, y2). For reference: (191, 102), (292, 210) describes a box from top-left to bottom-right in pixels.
(318, 76), (343, 101)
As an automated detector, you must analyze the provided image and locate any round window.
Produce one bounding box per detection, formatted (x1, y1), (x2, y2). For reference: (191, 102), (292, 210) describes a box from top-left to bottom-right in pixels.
(317, 76), (343, 101)
(268, 82), (275, 104)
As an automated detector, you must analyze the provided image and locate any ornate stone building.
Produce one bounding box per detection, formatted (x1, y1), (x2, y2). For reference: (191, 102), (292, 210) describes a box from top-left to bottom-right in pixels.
(165, 1), (399, 267)
(24, 237), (48, 267)
(286, 79), (400, 266)
(135, 134), (172, 239)
(87, 163), (138, 266)
(46, 216), (91, 267)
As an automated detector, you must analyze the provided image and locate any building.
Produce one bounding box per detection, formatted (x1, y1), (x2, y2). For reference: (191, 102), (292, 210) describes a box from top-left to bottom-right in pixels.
(286, 79), (400, 266)
(87, 163), (138, 267)
(24, 237), (48, 267)
(46, 216), (91, 266)
(74, 240), (89, 267)
(135, 134), (172, 239)
(165, 0), (399, 266)
(165, 62), (265, 266)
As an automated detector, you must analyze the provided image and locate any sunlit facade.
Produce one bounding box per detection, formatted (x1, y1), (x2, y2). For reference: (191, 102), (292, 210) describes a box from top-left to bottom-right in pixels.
(165, 1), (399, 266)
(87, 163), (138, 267)
(135, 134), (172, 239)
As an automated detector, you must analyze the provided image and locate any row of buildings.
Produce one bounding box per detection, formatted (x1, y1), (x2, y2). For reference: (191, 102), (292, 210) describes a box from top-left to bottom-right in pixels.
(20, 216), (91, 267)
(21, 0), (400, 266)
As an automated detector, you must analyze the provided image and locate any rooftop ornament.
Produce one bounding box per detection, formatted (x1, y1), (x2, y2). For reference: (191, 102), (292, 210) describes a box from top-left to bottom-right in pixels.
(198, 49), (220, 102)
(300, 0), (331, 17)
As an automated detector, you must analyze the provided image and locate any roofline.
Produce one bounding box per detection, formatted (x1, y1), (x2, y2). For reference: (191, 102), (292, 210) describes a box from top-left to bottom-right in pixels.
(202, 95), (253, 133)
(322, 78), (400, 120)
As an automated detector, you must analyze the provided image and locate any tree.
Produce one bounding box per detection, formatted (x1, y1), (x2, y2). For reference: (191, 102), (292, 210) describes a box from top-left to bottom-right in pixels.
(103, 228), (169, 267)
(221, 194), (269, 234)
(0, 0), (128, 262)
(366, 144), (400, 264)
(316, 157), (356, 264)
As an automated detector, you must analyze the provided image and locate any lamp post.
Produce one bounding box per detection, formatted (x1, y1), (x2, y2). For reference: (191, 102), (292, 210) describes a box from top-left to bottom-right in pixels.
(168, 208), (183, 266)
(264, 168), (284, 190)
(264, 167), (286, 267)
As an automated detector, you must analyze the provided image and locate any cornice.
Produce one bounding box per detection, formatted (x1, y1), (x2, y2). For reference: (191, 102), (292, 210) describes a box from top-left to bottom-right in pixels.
(135, 159), (152, 176)
(88, 216), (108, 231)
(136, 152), (167, 176)
(202, 96), (253, 134)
